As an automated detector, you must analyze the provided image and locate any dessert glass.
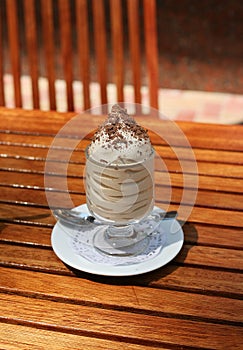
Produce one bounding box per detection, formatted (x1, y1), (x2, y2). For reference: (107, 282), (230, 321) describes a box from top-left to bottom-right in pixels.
(85, 146), (155, 256)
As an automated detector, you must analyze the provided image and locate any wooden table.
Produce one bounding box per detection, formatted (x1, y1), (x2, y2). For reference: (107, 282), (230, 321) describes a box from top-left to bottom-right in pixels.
(0, 107), (242, 349)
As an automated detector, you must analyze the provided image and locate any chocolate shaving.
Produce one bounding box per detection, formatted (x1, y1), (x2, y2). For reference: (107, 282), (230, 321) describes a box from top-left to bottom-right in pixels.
(91, 104), (149, 147)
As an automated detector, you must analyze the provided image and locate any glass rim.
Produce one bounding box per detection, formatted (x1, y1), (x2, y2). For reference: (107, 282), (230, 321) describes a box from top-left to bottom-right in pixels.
(85, 145), (154, 168)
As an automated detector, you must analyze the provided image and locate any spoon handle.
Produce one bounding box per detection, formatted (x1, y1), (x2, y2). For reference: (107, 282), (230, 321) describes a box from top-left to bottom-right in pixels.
(159, 210), (178, 220)
(53, 209), (95, 226)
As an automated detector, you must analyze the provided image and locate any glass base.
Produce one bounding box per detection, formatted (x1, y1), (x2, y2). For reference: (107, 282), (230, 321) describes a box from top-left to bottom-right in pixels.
(93, 225), (150, 256)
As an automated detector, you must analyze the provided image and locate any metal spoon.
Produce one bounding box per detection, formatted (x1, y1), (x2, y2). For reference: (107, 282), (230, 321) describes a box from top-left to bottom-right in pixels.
(53, 208), (178, 227)
(53, 208), (97, 226)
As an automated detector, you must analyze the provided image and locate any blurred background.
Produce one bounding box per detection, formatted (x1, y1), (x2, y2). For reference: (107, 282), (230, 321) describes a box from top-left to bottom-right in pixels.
(1, 0), (243, 123)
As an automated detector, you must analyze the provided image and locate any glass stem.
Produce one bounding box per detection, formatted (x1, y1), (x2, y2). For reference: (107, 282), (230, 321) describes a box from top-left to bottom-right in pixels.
(106, 225), (135, 238)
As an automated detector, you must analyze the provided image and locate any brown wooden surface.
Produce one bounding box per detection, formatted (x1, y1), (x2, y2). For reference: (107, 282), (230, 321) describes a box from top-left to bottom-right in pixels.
(0, 0), (159, 112)
(0, 107), (242, 349)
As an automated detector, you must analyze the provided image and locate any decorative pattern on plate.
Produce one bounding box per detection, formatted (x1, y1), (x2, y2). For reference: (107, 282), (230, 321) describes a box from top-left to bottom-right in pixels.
(70, 223), (166, 266)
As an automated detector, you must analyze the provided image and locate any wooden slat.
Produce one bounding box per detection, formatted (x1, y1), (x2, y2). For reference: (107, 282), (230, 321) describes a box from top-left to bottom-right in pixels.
(0, 182), (243, 231)
(172, 204), (243, 228)
(41, 0), (56, 110)
(0, 244), (63, 270)
(0, 153), (239, 180)
(0, 267), (242, 324)
(177, 244), (242, 271)
(0, 149), (243, 179)
(110, 0), (124, 102)
(127, 0), (141, 104)
(156, 145), (243, 165)
(1, 155), (243, 187)
(6, 0), (22, 107)
(1, 217), (242, 250)
(0, 133), (55, 147)
(76, 0), (91, 110)
(0, 144), (83, 161)
(0, 223), (52, 247)
(23, 0), (40, 109)
(169, 173), (243, 193)
(1, 196), (242, 227)
(1, 109), (243, 152)
(1, 167), (243, 196)
(1, 136), (243, 165)
(143, 0), (159, 109)
(0, 203), (55, 226)
(0, 323), (163, 350)
(166, 121), (243, 152)
(184, 222), (243, 248)
(58, 0), (74, 111)
(92, 0), (108, 105)
(0, 185), (78, 209)
(2, 183), (243, 216)
(0, 293), (241, 349)
(0, 107), (77, 134)
(148, 266), (243, 297)
(0, 3), (5, 106)
(0, 171), (62, 189)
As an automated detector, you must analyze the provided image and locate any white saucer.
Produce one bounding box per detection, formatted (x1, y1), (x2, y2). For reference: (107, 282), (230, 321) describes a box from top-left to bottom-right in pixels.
(51, 204), (184, 277)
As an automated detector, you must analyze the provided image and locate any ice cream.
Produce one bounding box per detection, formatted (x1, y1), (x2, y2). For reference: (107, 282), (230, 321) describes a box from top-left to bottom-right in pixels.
(85, 104), (154, 223)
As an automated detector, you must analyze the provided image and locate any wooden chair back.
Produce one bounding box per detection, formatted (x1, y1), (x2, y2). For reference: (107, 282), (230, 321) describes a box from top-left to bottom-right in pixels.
(0, 0), (159, 112)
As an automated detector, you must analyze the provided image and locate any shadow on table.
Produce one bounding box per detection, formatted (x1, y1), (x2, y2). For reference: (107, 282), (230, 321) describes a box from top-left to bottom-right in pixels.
(70, 221), (198, 286)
